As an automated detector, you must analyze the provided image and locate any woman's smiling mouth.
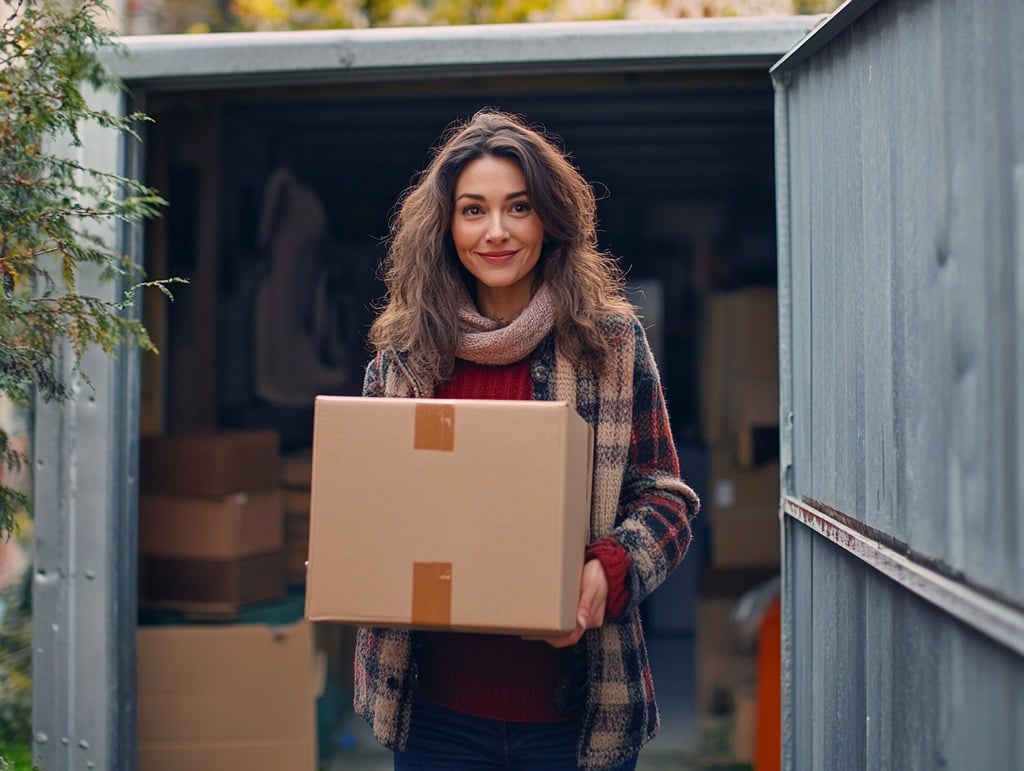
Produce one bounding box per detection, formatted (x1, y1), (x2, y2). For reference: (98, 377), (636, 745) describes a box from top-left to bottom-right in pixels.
(477, 250), (518, 263)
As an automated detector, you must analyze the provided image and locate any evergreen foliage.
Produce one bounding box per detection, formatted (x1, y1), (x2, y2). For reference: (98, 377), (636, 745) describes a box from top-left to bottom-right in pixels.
(0, 0), (179, 539)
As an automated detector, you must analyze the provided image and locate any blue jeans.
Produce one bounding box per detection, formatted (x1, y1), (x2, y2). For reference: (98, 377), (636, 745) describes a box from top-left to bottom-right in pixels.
(393, 696), (639, 771)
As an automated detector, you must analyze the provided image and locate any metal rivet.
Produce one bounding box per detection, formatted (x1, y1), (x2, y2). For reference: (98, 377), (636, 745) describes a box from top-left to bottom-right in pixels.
(61, 737), (69, 745)
(79, 739), (90, 749)
(84, 570), (95, 580)
(36, 732), (48, 744)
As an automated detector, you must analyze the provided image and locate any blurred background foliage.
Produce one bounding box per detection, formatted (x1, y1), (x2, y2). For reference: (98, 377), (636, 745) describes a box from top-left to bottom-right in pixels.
(125, 0), (845, 35)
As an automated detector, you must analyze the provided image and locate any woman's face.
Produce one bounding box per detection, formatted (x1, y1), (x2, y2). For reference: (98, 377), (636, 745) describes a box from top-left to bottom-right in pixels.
(450, 155), (545, 320)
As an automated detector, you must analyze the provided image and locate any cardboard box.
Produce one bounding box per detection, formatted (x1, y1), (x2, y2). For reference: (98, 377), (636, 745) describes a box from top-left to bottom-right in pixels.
(284, 489), (311, 516)
(137, 621), (317, 771)
(140, 431), (280, 496)
(700, 289), (779, 446)
(697, 599), (756, 714)
(283, 493), (311, 585)
(731, 684), (758, 763)
(280, 449), (313, 489)
(711, 452), (779, 511)
(305, 396), (593, 635)
(140, 551), (285, 612)
(710, 452), (780, 568)
(139, 490), (284, 559)
(711, 508), (781, 568)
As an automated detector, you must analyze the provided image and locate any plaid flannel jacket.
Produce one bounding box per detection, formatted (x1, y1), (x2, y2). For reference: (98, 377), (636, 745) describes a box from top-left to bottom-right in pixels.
(352, 314), (699, 770)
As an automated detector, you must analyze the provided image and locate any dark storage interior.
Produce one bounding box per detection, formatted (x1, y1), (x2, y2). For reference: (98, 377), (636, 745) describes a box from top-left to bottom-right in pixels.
(144, 69), (777, 444)
(138, 65), (781, 765)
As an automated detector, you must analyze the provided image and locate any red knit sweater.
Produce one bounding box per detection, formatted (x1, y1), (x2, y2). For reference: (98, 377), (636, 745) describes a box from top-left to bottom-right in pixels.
(416, 357), (630, 722)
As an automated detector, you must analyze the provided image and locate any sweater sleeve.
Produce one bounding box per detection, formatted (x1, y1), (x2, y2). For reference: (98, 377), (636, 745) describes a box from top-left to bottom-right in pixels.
(611, 318), (700, 611)
(585, 536), (632, 621)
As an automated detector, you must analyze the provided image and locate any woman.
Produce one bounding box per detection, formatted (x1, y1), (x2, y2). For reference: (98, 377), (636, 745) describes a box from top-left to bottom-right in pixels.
(356, 110), (699, 771)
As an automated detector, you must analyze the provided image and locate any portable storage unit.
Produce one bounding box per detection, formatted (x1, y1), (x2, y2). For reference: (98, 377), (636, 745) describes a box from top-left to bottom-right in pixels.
(30, 17), (822, 770)
(773, 0), (1024, 769)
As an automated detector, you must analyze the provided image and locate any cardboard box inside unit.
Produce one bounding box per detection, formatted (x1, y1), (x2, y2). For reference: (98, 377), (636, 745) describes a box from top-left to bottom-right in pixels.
(710, 453), (779, 511)
(697, 599), (757, 714)
(711, 507), (781, 568)
(305, 396), (593, 636)
(700, 289), (779, 445)
(139, 551), (286, 613)
(140, 431), (280, 496)
(139, 490), (284, 560)
(280, 449), (313, 489)
(137, 621), (317, 771)
(710, 453), (780, 568)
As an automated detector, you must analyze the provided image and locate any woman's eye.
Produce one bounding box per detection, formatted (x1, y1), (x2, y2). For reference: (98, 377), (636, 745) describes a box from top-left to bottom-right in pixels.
(463, 205), (482, 216)
(511, 201), (531, 214)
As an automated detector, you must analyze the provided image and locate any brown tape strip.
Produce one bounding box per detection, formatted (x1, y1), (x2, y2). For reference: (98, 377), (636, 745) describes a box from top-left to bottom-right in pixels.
(414, 403), (455, 451)
(411, 562), (452, 627)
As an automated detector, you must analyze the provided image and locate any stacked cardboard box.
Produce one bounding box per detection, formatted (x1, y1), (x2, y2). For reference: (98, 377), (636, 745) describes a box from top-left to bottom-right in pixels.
(709, 451), (780, 568)
(139, 431), (286, 615)
(696, 598), (758, 764)
(699, 288), (781, 569)
(137, 620), (318, 771)
(280, 450), (313, 587)
(696, 288), (780, 765)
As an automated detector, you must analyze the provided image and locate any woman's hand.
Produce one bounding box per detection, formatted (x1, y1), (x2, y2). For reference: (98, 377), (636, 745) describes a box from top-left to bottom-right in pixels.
(533, 558), (609, 649)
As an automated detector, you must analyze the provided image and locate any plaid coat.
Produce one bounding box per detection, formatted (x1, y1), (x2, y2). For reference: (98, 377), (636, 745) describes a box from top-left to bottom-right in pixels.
(353, 314), (699, 770)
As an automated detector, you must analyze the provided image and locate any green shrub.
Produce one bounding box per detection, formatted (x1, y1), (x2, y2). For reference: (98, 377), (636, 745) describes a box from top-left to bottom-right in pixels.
(0, 570), (32, 753)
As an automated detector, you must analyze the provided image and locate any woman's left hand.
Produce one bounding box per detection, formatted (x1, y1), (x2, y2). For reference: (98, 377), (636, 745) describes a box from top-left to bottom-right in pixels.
(532, 558), (608, 648)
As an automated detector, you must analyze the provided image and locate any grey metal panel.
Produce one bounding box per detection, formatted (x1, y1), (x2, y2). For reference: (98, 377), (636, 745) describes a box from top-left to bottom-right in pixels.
(795, 530), (1024, 771)
(779, 0), (1023, 598)
(32, 88), (139, 771)
(776, 0), (1024, 768)
(108, 17), (821, 89)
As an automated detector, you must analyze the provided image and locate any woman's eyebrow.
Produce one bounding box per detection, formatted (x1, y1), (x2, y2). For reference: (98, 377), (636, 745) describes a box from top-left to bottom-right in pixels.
(454, 190), (529, 202)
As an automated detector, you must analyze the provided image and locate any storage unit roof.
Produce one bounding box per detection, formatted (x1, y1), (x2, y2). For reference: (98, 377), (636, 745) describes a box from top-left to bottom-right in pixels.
(110, 17), (820, 89)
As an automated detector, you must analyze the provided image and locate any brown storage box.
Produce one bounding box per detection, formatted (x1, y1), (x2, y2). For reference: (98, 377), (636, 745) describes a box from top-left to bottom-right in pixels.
(711, 508), (781, 568)
(140, 431), (280, 496)
(280, 449), (313, 489)
(285, 539), (310, 585)
(139, 551), (286, 613)
(697, 599), (756, 714)
(700, 289), (779, 446)
(139, 490), (284, 560)
(305, 396), (593, 635)
(284, 489), (311, 517)
(731, 684), (758, 763)
(710, 452), (780, 568)
(711, 452), (779, 510)
(137, 621), (316, 771)
(283, 491), (311, 584)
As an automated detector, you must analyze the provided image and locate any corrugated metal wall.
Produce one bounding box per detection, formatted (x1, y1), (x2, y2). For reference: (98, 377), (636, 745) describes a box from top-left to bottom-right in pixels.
(774, 0), (1024, 768)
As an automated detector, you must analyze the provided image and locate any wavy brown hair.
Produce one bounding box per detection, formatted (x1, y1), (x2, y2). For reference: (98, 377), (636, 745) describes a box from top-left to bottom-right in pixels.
(369, 109), (634, 387)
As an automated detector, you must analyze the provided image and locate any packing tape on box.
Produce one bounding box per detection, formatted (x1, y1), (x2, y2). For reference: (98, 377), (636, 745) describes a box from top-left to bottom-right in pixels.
(412, 562), (452, 626)
(414, 403), (455, 451)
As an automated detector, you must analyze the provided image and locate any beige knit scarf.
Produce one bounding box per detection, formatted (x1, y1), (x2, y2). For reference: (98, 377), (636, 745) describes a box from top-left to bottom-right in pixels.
(455, 283), (555, 366)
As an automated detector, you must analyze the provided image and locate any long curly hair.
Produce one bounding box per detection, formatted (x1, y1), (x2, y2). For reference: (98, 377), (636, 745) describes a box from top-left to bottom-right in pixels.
(368, 109), (634, 387)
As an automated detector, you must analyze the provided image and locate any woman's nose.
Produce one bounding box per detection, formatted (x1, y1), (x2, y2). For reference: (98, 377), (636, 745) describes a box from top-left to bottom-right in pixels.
(485, 215), (509, 241)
